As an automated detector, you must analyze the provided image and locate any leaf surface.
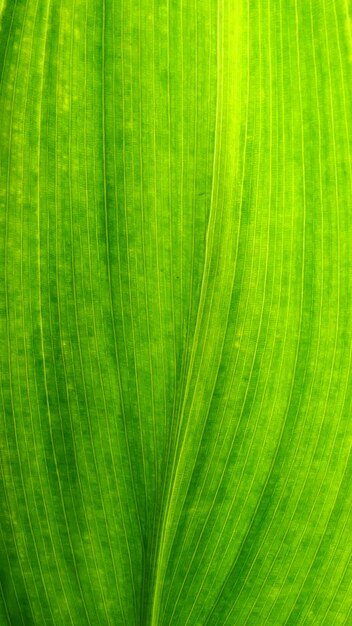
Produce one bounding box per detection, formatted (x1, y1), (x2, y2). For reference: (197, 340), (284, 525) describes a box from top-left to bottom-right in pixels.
(1, 1), (352, 624)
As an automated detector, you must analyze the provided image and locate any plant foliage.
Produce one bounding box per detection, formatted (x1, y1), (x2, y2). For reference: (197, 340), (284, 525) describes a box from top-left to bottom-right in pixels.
(1, 1), (352, 624)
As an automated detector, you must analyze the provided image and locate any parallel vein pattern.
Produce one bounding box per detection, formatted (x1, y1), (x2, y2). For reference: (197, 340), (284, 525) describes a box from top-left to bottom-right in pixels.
(0, 1), (352, 624)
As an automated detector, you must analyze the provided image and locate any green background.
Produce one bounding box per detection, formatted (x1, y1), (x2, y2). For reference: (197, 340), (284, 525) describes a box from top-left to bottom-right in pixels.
(1, 0), (352, 623)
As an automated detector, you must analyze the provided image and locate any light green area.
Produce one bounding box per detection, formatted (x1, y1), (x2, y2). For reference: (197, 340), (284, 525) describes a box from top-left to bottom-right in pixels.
(1, 1), (352, 624)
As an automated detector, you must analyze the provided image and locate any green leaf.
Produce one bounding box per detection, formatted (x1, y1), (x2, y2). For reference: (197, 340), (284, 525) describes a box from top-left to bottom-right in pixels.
(1, 1), (352, 624)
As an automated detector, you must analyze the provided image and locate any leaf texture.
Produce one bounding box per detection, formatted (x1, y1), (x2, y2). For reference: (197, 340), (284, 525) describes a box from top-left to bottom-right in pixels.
(1, 1), (352, 624)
